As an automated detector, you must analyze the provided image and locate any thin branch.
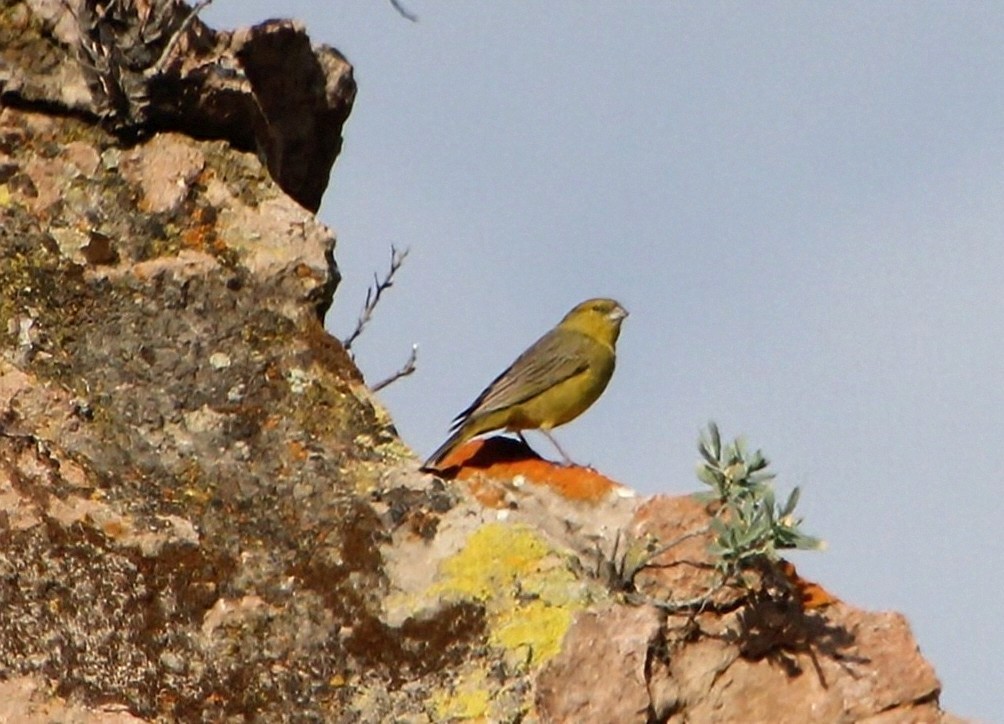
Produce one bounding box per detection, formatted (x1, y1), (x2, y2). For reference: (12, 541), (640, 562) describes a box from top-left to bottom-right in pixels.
(624, 577), (738, 615)
(599, 526), (712, 592)
(153, 0), (214, 73)
(641, 526), (711, 567)
(389, 0), (419, 22)
(371, 344), (418, 392)
(342, 246), (409, 352)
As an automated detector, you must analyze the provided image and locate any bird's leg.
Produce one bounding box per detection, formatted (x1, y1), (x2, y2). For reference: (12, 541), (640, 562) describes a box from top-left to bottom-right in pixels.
(541, 430), (574, 466)
(516, 431), (540, 455)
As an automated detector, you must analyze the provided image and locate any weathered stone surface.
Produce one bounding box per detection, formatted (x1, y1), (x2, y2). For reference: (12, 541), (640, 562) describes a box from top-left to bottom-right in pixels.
(0, 676), (145, 722)
(0, 0), (355, 211)
(0, 2), (963, 722)
(535, 604), (664, 722)
(532, 494), (957, 723)
(0, 93), (392, 720)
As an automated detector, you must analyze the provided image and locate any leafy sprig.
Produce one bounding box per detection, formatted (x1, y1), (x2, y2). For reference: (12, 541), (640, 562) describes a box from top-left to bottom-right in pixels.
(697, 422), (823, 573)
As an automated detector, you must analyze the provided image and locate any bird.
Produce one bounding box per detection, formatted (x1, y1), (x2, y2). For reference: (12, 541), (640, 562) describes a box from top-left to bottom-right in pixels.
(422, 297), (628, 470)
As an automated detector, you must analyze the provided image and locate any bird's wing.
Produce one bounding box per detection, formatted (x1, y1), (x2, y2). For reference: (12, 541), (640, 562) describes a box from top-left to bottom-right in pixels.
(450, 330), (593, 428)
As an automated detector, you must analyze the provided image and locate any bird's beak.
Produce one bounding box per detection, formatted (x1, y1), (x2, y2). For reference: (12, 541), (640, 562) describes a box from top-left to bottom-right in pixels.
(610, 305), (628, 322)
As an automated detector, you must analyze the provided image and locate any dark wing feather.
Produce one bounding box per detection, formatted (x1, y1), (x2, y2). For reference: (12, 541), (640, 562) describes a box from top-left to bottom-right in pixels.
(450, 329), (593, 430)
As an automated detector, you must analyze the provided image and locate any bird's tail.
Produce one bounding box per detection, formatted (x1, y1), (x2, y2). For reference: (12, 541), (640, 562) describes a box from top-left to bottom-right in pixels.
(421, 426), (470, 471)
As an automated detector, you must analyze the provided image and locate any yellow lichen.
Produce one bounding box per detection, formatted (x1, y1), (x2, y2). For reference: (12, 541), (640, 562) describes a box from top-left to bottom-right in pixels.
(437, 524), (559, 599)
(491, 598), (574, 664)
(431, 674), (492, 721)
(434, 523), (589, 668)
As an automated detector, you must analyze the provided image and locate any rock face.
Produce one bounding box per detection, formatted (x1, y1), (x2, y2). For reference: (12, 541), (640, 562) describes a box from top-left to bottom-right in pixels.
(0, 0), (355, 212)
(0, 2), (962, 722)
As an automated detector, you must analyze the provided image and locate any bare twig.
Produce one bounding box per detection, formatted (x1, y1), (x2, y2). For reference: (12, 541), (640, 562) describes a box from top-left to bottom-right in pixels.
(342, 246), (409, 352)
(371, 344), (418, 392)
(389, 0), (419, 22)
(634, 527), (711, 571)
(596, 525), (713, 593)
(624, 577), (735, 615)
(152, 0), (214, 73)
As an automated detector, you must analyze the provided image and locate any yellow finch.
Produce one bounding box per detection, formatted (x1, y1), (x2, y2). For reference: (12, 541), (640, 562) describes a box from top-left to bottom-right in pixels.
(423, 298), (628, 469)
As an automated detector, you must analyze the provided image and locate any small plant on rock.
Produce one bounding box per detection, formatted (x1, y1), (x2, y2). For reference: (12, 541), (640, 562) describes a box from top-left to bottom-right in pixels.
(697, 422), (823, 581)
(596, 422), (823, 612)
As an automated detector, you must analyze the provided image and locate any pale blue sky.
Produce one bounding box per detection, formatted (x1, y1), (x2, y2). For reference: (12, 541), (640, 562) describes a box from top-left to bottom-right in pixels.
(208, 3), (1003, 719)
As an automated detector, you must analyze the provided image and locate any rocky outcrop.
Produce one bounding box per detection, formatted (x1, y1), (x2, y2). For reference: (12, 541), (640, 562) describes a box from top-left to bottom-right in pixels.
(0, 0), (355, 212)
(0, 1), (962, 721)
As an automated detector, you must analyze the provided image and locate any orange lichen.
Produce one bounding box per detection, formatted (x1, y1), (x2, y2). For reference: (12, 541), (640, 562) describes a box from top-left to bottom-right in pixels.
(100, 519), (128, 538)
(181, 223), (211, 250)
(433, 436), (627, 504)
(464, 477), (510, 509)
(286, 439), (309, 461)
(779, 560), (839, 609)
